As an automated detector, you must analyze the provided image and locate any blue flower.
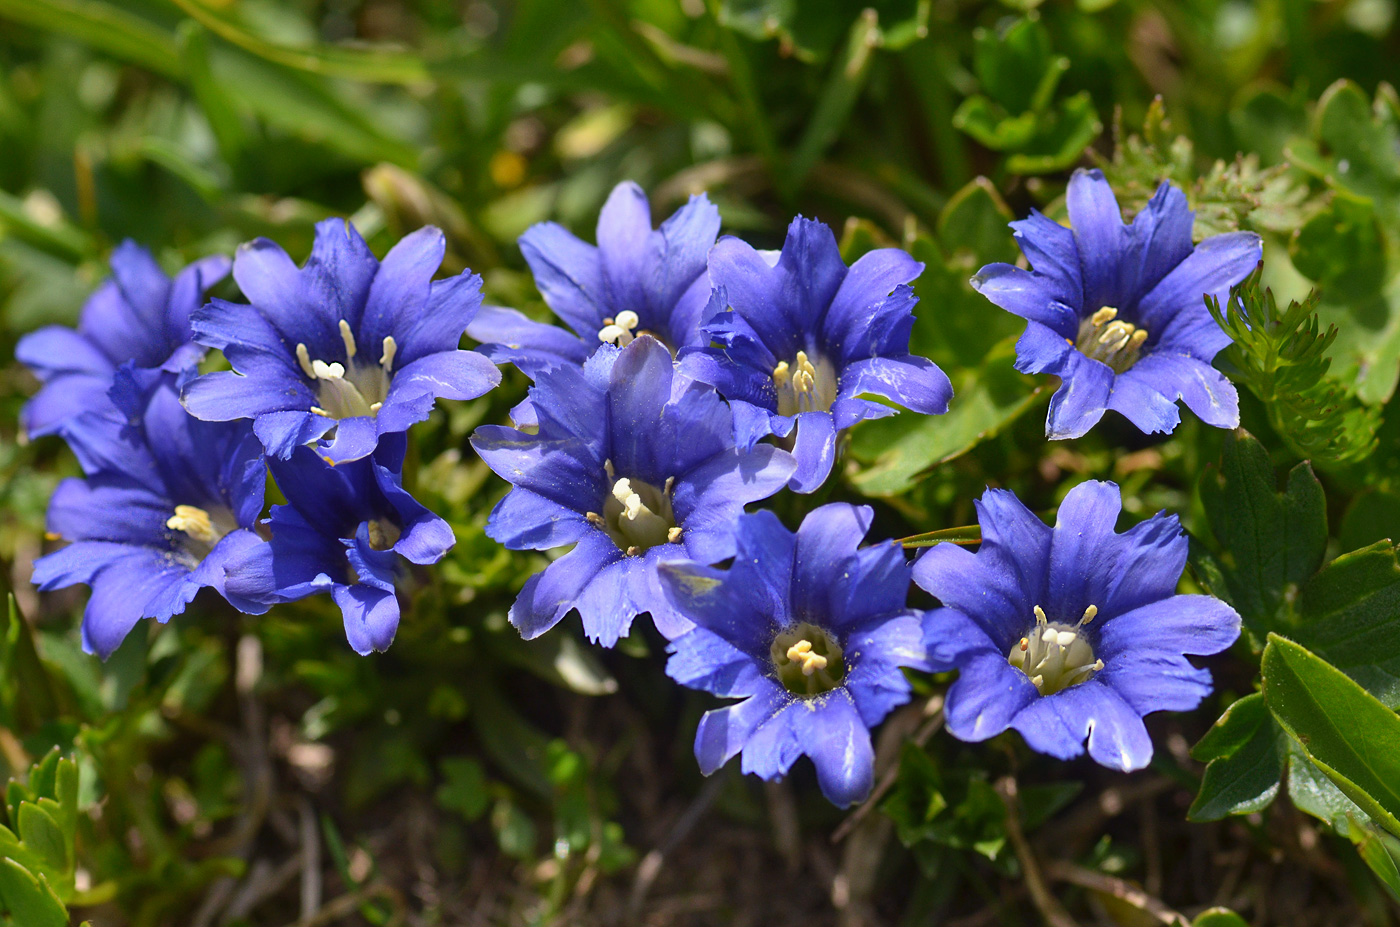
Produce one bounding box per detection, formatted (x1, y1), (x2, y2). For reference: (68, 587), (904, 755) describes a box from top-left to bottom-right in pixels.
(971, 169), (1262, 439)
(30, 377), (265, 659)
(183, 220), (501, 463)
(221, 437), (454, 655)
(16, 241), (229, 438)
(658, 504), (929, 807)
(913, 480), (1241, 771)
(679, 217), (953, 493)
(470, 334), (796, 646)
(468, 182), (721, 378)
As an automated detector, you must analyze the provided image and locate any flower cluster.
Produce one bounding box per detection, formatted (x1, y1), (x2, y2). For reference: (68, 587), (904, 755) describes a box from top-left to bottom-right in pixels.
(24, 176), (1245, 805)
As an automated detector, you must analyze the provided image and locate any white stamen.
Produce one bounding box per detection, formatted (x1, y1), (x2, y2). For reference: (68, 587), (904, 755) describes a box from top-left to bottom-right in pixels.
(339, 319), (357, 359)
(380, 336), (397, 372)
(296, 343), (316, 379)
(1010, 603), (1104, 696)
(311, 359), (345, 380)
(598, 310), (641, 346)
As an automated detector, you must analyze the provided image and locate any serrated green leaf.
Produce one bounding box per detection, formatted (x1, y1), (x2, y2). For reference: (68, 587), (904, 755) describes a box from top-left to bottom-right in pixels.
(0, 859), (67, 927)
(1188, 693), (1285, 821)
(16, 804), (67, 876)
(1262, 635), (1400, 838)
(1197, 430), (1327, 637)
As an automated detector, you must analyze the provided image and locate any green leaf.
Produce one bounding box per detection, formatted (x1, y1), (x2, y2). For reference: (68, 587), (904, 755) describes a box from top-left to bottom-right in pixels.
(785, 9), (882, 194)
(1262, 635), (1400, 838)
(1188, 693), (1285, 821)
(1291, 193), (1387, 301)
(847, 338), (1044, 497)
(1288, 542), (1400, 708)
(436, 758), (490, 823)
(0, 0), (181, 79)
(14, 805), (66, 876)
(0, 860), (67, 927)
(1192, 908), (1251, 927)
(1339, 490), (1400, 552)
(970, 18), (1052, 115)
(1196, 430), (1327, 637)
(936, 177), (1018, 266)
(1351, 823), (1400, 902)
(1002, 92), (1101, 175)
(1288, 744), (1372, 837)
(1290, 79), (1400, 214)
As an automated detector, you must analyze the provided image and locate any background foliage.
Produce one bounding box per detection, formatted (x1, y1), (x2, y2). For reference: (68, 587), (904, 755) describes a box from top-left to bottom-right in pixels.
(0, 0), (1399, 924)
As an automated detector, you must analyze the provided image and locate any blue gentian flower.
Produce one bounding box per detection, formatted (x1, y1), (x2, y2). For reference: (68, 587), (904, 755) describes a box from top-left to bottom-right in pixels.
(470, 334), (796, 646)
(16, 241), (229, 438)
(30, 378), (264, 659)
(658, 504), (929, 807)
(468, 182), (721, 377)
(183, 220), (501, 463)
(913, 480), (1241, 771)
(971, 169), (1262, 439)
(221, 437), (454, 655)
(679, 217), (953, 493)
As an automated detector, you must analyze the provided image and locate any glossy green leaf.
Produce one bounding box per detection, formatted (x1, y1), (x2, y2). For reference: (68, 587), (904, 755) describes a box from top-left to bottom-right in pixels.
(1262, 635), (1400, 838)
(1288, 542), (1400, 708)
(1188, 694), (1285, 821)
(1192, 908), (1250, 927)
(847, 339), (1044, 496)
(0, 860), (67, 927)
(1196, 430), (1327, 638)
(1352, 824), (1400, 902)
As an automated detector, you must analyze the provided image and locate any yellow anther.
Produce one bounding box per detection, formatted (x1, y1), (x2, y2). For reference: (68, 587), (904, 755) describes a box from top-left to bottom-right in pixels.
(167, 505), (218, 545)
(785, 639), (829, 676)
(380, 336), (397, 372)
(339, 319), (357, 359)
(772, 360), (791, 388)
(296, 343), (316, 379)
(1080, 604), (1098, 625)
(310, 405), (332, 417)
(1090, 306), (1118, 326)
(666, 526), (683, 543)
(1033, 605), (1048, 625)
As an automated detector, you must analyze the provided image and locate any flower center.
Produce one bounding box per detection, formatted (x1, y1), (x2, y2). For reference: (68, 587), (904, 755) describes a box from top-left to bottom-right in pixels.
(1075, 307), (1148, 373)
(1008, 604), (1105, 696)
(771, 622), (846, 696)
(366, 517), (401, 551)
(587, 460), (681, 556)
(597, 310), (640, 347)
(771, 350), (838, 417)
(166, 504), (237, 562)
(295, 320), (395, 419)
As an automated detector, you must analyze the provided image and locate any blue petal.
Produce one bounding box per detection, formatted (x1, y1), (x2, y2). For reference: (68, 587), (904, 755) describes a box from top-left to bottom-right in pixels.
(22, 374), (116, 438)
(473, 425), (602, 521)
(1013, 679), (1154, 771)
(1045, 480), (1122, 622)
(519, 221), (605, 338)
(670, 444), (795, 564)
(823, 249), (923, 357)
(693, 685), (785, 776)
(666, 626), (772, 698)
(46, 479), (169, 544)
(16, 325), (112, 380)
(253, 409), (335, 459)
(165, 254), (231, 345)
(222, 507), (343, 606)
(652, 195), (721, 345)
(794, 690), (876, 807)
(1097, 594), (1241, 660)
(1044, 351), (1114, 440)
(475, 488), (588, 550)
(786, 410), (837, 494)
(1013, 320), (1076, 375)
(331, 583), (401, 654)
(1103, 362), (1184, 435)
(792, 502), (873, 619)
(839, 355), (952, 415)
(830, 541), (915, 634)
(1065, 169), (1133, 311)
(79, 548), (193, 658)
(1010, 210), (1083, 308)
(1118, 352), (1239, 430)
(605, 335), (676, 477)
(301, 219), (379, 339)
(970, 264), (1078, 335)
(467, 304), (591, 376)
(357, 226), (446, 356)
(842, 614), (922, 724)
(739, 699), (806, 782)
(1095, 511), (1187, 618)
(397, 272), (487, 368)
(509, 532), (620, 640)
(943, 642), (1041, 743)
(658, 559), (773, 659)
(1136, 232), (1262, 334)
(596, 181), (656, 320)
(1097, 650), (1216, 715)
(1122, 181), (1195, 302)
(183, 369), (315, 423)
(231, 237), (337, 352)
(390, 347), (503, 404)
(345, 523), (400, 593)
(571, 549), (656, 646)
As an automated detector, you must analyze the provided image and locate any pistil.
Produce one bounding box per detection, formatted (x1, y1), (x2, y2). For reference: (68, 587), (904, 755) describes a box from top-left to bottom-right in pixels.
(1075, 307), (1149, 373)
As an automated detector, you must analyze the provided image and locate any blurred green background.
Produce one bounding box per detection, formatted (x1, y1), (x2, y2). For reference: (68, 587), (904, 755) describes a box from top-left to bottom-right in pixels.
(1, 0), (1400, 924)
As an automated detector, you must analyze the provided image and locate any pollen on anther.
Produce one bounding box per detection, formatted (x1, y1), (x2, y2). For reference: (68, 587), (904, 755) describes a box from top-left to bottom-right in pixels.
(339, 319), (357, 359)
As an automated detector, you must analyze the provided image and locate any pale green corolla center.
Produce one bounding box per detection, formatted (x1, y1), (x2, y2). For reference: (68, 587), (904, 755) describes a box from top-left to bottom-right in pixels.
(771, 349), (838, 417)
(771, 622), (846, 697)
(366, 517), (401, 551)
(1075, 307), (1149, 374)
(597, 310), (641, 348)
(166, 504), (238, 562)
(295, 319), (395, 419)
(586, 459), (681, 556)
(1009, 604), (1105, 697)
